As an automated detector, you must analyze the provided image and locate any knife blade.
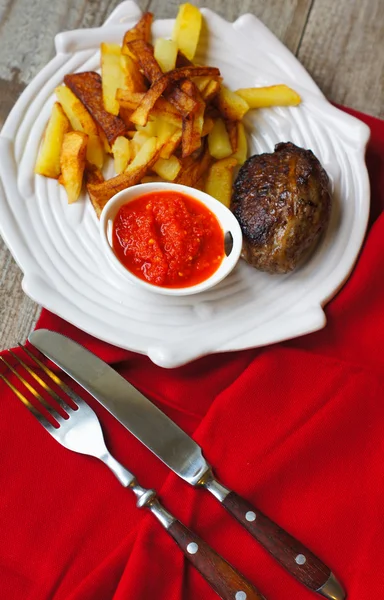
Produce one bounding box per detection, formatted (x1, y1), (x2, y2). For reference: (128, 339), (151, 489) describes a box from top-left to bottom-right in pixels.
(29, 329), (345, 600)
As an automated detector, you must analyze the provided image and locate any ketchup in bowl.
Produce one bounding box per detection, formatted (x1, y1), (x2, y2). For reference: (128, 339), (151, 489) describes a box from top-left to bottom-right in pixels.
(112, 190), (225, 288)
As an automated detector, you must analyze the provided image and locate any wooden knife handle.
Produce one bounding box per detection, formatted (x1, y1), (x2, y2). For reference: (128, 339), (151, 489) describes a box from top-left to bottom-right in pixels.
(168, 520), (266, 600)
(221, 491), (345, 599)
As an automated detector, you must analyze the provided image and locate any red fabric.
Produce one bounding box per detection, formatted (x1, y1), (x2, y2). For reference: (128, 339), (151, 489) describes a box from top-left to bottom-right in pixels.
(1, 106), (384, 600)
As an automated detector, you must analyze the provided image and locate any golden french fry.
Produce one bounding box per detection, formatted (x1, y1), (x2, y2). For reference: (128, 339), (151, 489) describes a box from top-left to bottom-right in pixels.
(122, 12), (153, 56)
(101, 43), (125, 115)
(236, 85), (301, 108)
(84, 161), (105, 185)
(175, 144), (212, 187)
(154, 38), (178, 73)
(130, 66), (220, 126)
(130, 130), (152, 158)
(205, 157), (237, 207)
(172, 3), (202, 61)
(159, 129), (182, 159)
(202, 79), (220, 102)
(208, 118), (233, 159)
(201, 115), (215, 137)
(35, 102), (70, 178)
(141, 175), (164, 184)
(226, 120), (238, 153)
(127, 39), (163, 83)
(152, 155), (181, 181)
(112, 136), (131, 173)
(60, 131), (88, 204)
(64, 72), (128, 145)
(232, 122), (248, 165)
(120, 54), (147, 93)
(217, 85), (249, 121)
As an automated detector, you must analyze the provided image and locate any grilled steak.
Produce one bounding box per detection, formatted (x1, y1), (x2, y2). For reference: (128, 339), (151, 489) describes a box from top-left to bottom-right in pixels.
(231, 142), (332, 274)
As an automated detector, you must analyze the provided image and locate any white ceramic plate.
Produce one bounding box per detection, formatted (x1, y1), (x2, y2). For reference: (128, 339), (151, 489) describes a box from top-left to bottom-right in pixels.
(0, 1), (370, 368)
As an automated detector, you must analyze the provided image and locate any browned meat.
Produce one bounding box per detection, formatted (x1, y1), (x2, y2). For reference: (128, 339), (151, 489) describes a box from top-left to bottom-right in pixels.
(231, 142), (332, 274)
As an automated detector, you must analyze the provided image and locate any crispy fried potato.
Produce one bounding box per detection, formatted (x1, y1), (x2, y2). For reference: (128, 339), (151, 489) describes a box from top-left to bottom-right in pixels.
(180, 81), (205, 157)
(175, 144), (212, 186)
(84, 161), (105, 185)
(208, 118), (233, 159)
(117, 88), (183, 127)
(236, 85), (301, 108)
(154, 38), (178, 73)
(232, 121), (248, 165)
(226, 120), (238, 153)
(205, 157), (237, 207)
(130, 130), (151, 158)
(55, 85), (97, 134)
(159, 128), (182, 159)
(172, 3), (202, 61)
(175, 51), (194, 68)
(120, 54), (148, 92)
(112, 136), (131, 173)
(122, 12), (153, 56)
(201, 78), (220, 102)
(64, 72), (128, 145)
(141, 175), (164, 183)
(35, 102), (70, 178)
(87, 137), (159, 214)
(201, 115), (215, 137)
(130, 66), (220, 126)
(86, 134), (105, 169)
(166, 86), (198, 117)
(193, 76), (211, 95)
(152, 155), (181, 180)
(119, 106), (135, 128)
(60, 131), (88, 204)
(127, 39), (163, 83)
(217, 85), (249, 121)
(101, 43), (125, 115)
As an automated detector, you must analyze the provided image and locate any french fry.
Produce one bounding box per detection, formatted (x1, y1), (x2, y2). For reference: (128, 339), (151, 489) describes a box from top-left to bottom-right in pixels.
(130, 66), (220, 127)
(175, 144), (212, 187)
(236, 85), (301, 108)
(64, 72), (128, 145)
(119, 106), (135, 128)
(130, 130), (152, 158)
(60, 131), (88, 204)
(35, 102), (70, 178)
(226, 120), (238, 153)
(56, 86), (104, 169)
(201, 79), (220, 102)
(175, 50), (194, 68)
(208, 118), (233, 159)
(166, 86), (198, 117)
(122, 12), (153, 56)
(87, 137), (159, 214)
(217, 85), (249, 121)
(180, 81), (205, 157)
(172, 3), (202, 61)
(152, 155), (181, 181)
(205, 157), (237, 207)
(232, 122), (248, 165)
(101, 43), (125, 115)
(112, 136), (131, 173)
(84, 161), (105, 185)
(193, 76), (212, 95)
(127, 39), (163, 83)
(141, 175), (164, 183)
(201, 115), (215, 137)
(154, 38), (178, 73)
(120, 54), (148, 92)
(159, 129), (182, 159)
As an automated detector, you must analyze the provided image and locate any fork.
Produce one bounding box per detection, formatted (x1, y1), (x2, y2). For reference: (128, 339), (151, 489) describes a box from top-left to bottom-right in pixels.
(0, 346), (266, 600)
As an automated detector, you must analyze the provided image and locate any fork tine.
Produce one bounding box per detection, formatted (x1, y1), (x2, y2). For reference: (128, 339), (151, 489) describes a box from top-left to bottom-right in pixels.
(9, 349), (73, 413)
(0, 356), (65, 423)
(0, 372), (55, 430)
(19, 344), (81, 408)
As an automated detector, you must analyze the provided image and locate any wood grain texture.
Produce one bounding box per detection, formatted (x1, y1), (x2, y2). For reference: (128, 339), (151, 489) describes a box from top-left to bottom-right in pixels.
(0, 0), (383, 351)
(297, 0), (384, 118)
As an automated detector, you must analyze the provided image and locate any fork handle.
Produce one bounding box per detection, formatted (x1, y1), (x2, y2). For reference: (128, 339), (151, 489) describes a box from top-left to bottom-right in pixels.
(148, 498), (265, 600)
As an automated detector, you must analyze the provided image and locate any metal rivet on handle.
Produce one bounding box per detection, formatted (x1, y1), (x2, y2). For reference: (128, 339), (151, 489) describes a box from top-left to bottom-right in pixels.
(295, 554), (307, 565)
(235, 592), (247, 600)
(245, 511), (256, 522)
(187, 542), (199, 554)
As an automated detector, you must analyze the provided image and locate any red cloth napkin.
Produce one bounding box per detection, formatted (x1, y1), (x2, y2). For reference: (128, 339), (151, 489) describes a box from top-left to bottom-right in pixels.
(1, 106), (383, 600)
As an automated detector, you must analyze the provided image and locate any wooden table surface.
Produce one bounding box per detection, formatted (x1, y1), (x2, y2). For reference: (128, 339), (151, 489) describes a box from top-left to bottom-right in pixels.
(0, 0), (382, 351)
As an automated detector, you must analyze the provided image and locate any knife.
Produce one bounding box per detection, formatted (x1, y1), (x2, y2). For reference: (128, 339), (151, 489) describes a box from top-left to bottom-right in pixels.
(30, 329), (345, 600)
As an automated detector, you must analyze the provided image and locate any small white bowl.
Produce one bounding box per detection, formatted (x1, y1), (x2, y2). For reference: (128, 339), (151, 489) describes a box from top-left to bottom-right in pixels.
(99, 182), (242, 296)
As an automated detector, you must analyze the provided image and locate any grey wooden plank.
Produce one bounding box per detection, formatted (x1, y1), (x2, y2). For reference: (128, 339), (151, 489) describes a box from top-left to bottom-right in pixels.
(297, 0), (384, 118)
(147, 0), (312, 54)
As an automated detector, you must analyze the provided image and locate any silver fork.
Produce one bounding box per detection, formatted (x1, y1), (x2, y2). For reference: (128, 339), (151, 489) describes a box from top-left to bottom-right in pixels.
(0, 346), (266, 600)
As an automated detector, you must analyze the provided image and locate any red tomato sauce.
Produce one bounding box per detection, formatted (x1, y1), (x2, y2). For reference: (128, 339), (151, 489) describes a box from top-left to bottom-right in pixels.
(112, 191), (225, 288)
